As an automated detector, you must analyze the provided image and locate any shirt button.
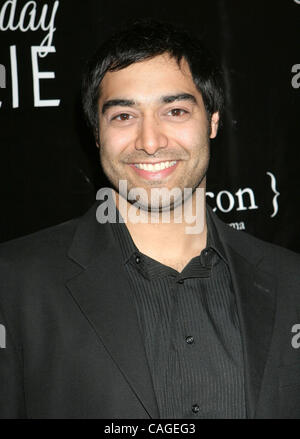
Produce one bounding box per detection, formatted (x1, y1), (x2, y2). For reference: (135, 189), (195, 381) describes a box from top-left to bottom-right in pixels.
(178, 279), (184, 284)
(192, 404), (200, 414)
(185, 336), (194, 345)
(135, 255), (141, 264)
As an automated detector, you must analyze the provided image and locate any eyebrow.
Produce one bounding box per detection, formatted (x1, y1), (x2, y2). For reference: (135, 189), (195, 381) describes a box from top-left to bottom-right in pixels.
(101, 93), (197, 114)
(162, 93), (197, 104)
(101, 99), (135, 114)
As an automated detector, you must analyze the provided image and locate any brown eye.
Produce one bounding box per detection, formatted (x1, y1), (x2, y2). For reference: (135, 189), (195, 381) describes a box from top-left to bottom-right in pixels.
(116, 113), (132, 121)
(168, 108), (188, 117)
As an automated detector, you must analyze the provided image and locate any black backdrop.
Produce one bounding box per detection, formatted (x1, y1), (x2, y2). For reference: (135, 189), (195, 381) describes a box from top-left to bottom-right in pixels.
(0, 0), (300, 252)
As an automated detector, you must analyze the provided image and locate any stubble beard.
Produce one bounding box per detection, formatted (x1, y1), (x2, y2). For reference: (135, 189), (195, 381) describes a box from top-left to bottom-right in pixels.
(99, 141), (210, 214)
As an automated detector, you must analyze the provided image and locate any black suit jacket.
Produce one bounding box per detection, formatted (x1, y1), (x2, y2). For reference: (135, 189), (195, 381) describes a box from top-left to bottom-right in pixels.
(0, 203), (300, 419)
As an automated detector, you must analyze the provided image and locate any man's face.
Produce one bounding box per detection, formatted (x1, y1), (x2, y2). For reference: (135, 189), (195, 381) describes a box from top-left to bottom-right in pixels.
(97, 53), (219, 211)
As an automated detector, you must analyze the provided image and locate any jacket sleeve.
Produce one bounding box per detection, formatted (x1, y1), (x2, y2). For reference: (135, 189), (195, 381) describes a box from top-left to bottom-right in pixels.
(0, 305), (26, 418)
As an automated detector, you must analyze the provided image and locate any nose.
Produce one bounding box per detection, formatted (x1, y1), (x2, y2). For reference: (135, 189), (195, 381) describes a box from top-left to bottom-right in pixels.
(135, 114), (168, 155)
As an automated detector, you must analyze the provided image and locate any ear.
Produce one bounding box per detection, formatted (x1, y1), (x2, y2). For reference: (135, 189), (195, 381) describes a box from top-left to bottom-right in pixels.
(209, 111), (220, 139)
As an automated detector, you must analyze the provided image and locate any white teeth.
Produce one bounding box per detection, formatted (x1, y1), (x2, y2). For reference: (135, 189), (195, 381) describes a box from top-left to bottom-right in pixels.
(134, 161), (177, 171)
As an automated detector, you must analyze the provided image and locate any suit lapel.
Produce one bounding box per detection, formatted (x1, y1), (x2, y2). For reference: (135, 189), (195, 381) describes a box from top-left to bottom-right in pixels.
(66, 203), (159, 418)
(209, 208), (277, 418)
(225, 245), (276, 418)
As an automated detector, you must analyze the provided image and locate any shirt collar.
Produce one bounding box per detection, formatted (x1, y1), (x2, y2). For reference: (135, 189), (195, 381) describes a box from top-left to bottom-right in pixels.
(206, 206), (228, 265)
(110, 204), (228, 267)
(109, 206), (138, 264)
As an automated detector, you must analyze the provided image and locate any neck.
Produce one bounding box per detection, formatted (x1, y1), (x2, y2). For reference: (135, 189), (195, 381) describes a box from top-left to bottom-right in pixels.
(114, 182), (207, 269)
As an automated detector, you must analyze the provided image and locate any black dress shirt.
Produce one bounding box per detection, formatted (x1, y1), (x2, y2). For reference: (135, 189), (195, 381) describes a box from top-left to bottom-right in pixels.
(110, 207), (246, 419)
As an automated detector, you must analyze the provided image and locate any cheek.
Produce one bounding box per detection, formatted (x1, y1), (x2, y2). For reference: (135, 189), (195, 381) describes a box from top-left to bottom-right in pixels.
(170, 121), (207, 150)
(101, 127), (134, 158)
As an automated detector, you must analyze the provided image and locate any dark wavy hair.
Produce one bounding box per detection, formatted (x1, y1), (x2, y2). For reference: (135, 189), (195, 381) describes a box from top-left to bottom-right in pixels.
(82, 18), (224, 140)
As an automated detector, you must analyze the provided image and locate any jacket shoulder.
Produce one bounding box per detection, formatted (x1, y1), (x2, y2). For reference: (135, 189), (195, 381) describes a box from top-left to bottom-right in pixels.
(211, 209), (300, 274)
(223, 219), (300, 275)
(0, 218), (79, 265)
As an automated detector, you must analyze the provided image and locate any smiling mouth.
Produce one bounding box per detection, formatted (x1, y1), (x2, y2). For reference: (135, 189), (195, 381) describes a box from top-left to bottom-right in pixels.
(132, 160), (177, 172)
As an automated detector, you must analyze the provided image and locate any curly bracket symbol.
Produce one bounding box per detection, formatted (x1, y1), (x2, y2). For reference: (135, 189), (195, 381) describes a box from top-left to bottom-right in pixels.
(266, 171), (280, 218)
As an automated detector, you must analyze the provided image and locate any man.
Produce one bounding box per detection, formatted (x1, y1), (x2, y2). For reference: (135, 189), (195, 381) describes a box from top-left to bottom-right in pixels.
(0, 19), (300, 419)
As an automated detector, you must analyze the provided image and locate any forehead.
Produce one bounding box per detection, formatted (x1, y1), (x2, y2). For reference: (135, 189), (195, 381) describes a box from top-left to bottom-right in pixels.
(99, 54), (200, 103)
